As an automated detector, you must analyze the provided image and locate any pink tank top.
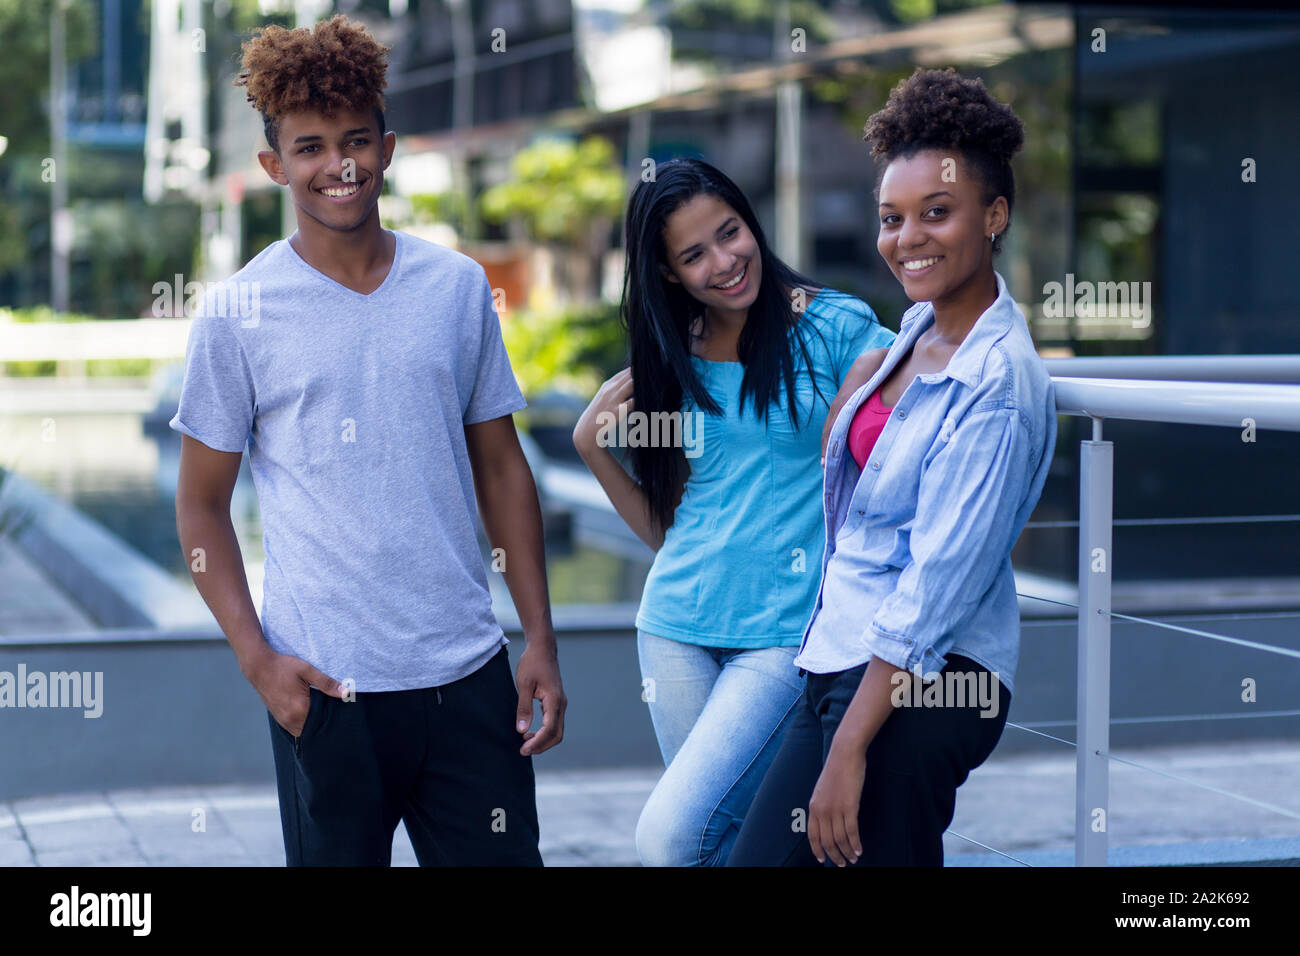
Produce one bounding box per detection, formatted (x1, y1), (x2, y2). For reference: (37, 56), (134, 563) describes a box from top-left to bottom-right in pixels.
(848, 389), (894, 468)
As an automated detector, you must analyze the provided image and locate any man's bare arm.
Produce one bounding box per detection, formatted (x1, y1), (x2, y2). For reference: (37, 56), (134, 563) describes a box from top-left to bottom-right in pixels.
(175, 435), (269, 674)
(465, 415), (566, 755)
(175, 434), (340, 734)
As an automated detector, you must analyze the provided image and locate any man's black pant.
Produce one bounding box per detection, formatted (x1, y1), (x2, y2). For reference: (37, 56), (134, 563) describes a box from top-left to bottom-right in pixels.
(727, 653), (1010, 866)
(267, 646), (543, 866)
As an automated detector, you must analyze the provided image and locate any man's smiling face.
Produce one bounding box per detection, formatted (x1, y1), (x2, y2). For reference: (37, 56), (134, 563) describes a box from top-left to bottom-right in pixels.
(260, 106), (396, 232)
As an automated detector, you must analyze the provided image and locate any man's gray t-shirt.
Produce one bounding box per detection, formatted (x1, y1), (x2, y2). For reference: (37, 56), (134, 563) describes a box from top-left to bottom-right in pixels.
(170, 229), (527, 691)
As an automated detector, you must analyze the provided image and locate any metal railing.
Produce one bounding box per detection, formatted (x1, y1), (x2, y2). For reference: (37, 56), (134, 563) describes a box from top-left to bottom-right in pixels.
(1004, 356), (1300, 866)
(1043, 354), (1300, 383)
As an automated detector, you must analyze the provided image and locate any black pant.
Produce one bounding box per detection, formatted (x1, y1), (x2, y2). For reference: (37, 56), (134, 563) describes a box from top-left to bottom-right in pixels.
(727, 653), (1010, 866)
(267, 647), (543, 866)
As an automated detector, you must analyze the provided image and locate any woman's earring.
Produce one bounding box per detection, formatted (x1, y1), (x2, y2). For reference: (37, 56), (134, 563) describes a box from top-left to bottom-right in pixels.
(990, 231), (996, 243)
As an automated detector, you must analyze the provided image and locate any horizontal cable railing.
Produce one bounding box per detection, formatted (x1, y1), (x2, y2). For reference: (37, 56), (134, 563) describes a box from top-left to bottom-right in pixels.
(1014, 708), (1300, 728)
(1024, 513), (1300, 528)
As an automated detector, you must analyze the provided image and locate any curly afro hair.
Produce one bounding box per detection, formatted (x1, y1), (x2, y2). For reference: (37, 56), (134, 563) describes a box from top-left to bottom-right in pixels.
(234, 14), (390, 154)
(863, 67), (1024, 254)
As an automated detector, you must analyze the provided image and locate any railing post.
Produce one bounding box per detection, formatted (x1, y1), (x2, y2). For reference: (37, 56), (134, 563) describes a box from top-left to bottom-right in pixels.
(1076, 418), (1112, 866)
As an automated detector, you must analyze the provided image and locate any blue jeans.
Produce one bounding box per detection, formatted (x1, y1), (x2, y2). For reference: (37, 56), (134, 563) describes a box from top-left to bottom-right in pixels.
(634, 629), (805, 866)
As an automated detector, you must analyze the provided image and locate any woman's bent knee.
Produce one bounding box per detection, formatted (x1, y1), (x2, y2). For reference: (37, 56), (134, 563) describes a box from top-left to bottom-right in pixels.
(636, 804), (692, 867)
(635, 789), (715, 866)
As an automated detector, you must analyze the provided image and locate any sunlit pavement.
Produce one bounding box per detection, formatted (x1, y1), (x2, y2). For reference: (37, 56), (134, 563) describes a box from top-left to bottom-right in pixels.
(2, 742), (1298, 866)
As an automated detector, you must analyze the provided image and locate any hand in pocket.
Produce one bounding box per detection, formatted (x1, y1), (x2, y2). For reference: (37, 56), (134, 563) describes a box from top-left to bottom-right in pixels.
(247, 651), (345, 737)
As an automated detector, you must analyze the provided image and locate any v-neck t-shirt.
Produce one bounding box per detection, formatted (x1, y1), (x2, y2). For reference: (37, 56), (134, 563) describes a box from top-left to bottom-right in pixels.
(633, 290), (896, 648)
(170, 229), (527, 691)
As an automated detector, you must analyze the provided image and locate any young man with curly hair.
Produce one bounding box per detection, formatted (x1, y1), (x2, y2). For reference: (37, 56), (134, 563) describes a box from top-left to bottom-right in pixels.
(171, 15), (564, 866)
(728, 67), (1058, 867)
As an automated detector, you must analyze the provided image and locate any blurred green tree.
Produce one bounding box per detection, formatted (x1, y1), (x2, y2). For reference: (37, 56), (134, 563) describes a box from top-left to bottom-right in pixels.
(500, 299), (627, 399)
(0, 0), (96, 278)
(479, 135), (626, 304)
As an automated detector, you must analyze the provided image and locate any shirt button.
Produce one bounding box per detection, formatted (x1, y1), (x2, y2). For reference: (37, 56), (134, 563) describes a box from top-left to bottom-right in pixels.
(904, 638), (913, 645)
(870, 460), (881, 471)
(897, 410), (907, 420)
(856, 509), (864, 515)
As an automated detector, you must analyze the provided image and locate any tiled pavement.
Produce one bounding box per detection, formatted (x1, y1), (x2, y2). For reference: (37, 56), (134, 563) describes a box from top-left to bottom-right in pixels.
(0, 771), (654, 867)
(2, 741), (1298, 866)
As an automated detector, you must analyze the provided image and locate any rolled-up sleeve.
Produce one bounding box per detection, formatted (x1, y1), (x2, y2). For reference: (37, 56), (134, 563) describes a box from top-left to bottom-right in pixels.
(864, 406), (1032, 674)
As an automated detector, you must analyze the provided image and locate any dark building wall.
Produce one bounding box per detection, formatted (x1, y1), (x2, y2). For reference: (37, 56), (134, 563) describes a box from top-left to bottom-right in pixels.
(1067, 12), (1300, 581)
(1161, 41), (1300, 354)
(387, 0), (578, 134)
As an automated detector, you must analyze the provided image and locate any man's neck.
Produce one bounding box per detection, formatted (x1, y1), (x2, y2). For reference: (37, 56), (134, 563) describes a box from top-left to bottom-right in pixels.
(288, 210), (394, 293)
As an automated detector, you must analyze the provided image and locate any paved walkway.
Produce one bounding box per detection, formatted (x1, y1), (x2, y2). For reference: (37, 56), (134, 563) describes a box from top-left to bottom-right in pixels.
(1, 740), (1296, 866)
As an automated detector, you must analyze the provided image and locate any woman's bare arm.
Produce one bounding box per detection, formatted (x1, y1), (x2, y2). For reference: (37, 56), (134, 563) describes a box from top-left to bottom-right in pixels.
(572, 368), (685, 552)
(821, 348), (890, 462)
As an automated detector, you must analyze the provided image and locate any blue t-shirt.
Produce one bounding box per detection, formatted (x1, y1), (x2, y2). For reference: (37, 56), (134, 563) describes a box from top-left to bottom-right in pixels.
(169, 229), (527, 691)
(634, 289), (895, 648)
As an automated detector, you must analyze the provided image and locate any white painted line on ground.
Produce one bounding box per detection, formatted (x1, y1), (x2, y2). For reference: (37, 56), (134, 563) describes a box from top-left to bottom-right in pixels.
(535, 779), (657, 796)
(11, 804), (117, 827)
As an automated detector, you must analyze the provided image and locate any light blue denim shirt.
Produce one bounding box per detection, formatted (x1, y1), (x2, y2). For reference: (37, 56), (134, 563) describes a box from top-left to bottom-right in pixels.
(792, 272), (1057, 696)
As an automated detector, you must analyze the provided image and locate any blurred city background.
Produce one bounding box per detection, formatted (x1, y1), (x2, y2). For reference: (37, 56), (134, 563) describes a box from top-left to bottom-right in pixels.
(0, 0), (1297, 866)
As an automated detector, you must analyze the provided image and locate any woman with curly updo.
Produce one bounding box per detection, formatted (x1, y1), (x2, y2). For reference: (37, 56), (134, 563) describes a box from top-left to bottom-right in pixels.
(728, 67), (1058, 867)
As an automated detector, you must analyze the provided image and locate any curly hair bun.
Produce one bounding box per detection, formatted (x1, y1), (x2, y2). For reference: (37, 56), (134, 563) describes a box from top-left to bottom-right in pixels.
(234, 14), (389, 122)
(863, 67), (1023, 165)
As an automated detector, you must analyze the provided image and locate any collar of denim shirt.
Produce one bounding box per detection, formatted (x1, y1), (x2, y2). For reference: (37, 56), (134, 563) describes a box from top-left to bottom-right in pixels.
(825, 270), (1019, 454)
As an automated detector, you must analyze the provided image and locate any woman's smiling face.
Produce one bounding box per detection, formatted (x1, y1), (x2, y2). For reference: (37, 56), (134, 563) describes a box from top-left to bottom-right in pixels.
(876, 149), (1006, 307)
(659, 194), (762, 313)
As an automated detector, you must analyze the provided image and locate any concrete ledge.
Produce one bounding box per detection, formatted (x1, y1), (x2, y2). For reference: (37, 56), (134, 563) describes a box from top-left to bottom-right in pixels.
(3, 472), (212, 630)
(0, 538), (96, 635)
(0, 626), (662, 800)
(496, 602), (640, 633)
(0, 381), (157, 415)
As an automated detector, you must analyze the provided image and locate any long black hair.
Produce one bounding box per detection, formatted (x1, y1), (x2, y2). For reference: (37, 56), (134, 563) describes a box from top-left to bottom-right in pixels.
(622, 157), (858, 531)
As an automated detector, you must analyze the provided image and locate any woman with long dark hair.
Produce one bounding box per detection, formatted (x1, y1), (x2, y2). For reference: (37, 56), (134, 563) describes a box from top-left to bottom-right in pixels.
(573, 158), (894, 866)
(727, 68), (1058, 867)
